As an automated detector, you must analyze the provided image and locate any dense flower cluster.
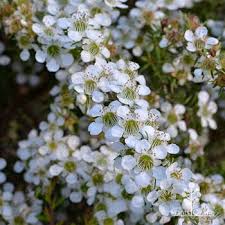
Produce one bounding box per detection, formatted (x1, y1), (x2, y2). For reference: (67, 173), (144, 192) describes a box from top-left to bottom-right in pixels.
(0, 0), (225, 225)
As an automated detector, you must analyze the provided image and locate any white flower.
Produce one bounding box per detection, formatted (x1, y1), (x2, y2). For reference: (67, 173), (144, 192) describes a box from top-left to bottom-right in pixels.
(35, 42), (74, 72)
(184, 26), (218, 52)
(161, 102), (187, 138)
(197, 91), (217, 129)
(81, 35), (110, 62)
(67, 9), (90, 42)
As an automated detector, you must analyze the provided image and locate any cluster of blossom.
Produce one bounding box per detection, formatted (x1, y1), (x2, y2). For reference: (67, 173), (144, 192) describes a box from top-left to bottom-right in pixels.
(14, 0), (130, 71)
(0, 0), (225, 224)
(0, 159), (42, 225)
(13, 82), (225, 224)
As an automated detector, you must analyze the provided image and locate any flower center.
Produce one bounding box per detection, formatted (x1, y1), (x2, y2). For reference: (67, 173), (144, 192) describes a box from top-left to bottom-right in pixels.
(160, 190), (173, 202)
(171, 171), (182, 180)
(14, 216), (25, 225)
(214, 204), (224, 217)
(47, 45), (60, 57)
(124, 119), (139, 135)
(138, 154), (153, 170)
(122, 87), (136, 100)
(74, 20), (87, 32)
(102, 112), (118, 127)
(64, 161), (76, 172)
(167, 112), (178, 124)
(195, 39), (205, 50)
(103, 218), (114, 225)
(92, 173), (104, 185)
(89, 42), (100, 56)
(84, 79), (96, 94)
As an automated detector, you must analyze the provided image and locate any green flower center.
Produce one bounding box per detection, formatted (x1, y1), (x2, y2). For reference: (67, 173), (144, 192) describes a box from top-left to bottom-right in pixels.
(151, 138), (163, 149)
(122, 87), (136, 100)
(89, 42), (100, 56)
(91, 7), (102, 16)
(102, 112), (118, 127)
(44, 28), (54, 36)
(64, 161), (76, 172)
(84, 79), (96, 94)
(171, 171), (182, 179)
(214, 204), (224, 217)
(167, 112), (178, 124)
(124, 119), (139, 135)
(14, 216), (25, 225)
(195, 39), (205, 50)
(92, 173), (104, 185)
(183, 54), (194, 65)
(103, 218), (114, 225)
(199, 182), (210, 194)
(74, 20), (87, 32)
(124, 68), (135, 78)
(47, 45), (60, 57)
(160, 190), (173, 202)
(138, 154), (153, 170)
(19, 35), (30, 47)
(48, 141), (57, 151)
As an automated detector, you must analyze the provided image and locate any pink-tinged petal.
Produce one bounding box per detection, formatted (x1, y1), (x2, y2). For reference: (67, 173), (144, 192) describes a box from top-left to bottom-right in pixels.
(195, 26), (208, 38)
(187, 42), (196, 52)
(206, 37), (219, 46)
(184, 30), (194, 42)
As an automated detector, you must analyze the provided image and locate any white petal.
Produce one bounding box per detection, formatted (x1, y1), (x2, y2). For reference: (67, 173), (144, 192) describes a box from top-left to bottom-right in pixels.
(101, 47), (110, 58)
(141, 126), (155, 138)
(57, 18), (70, 29)
(61, 53), (74, 67)
(162, 63), (175, 73)
(206, 37), (218, 46)
(70, 192), (82, 203)
(88, 122), (103, 135)
(88, 104), (103, 117)
(49, 164), (63, 176)
(47, 59), (60, 72)
(117, 105), (130, 118)
(32, 24), (43, 34)
(198, 91), (209, 104)
(187, 43), (196, 52)
(147, 190), (158, 204)
(20, 49), (30, 61)
(159, 203), (170, 216)
(92, 90), (104, 103)
(121, 155), (136, 171)
(152, 145), (167, 159)
(174, 104), (185, 114)
(135, 172), (151, 187)
(135, 139), (150, 153)
(68, 30), (83, 42)
(43, 15), (56, 27)
(138, 85), (151, 95)
(184, 30), (194, 42)
(195, 26), (208, 38)
(111, 125), (124, 138)
(159, 37), (168, 48)
(0, 158), (7, 170)
(94, 13), (111, 26)
(167, 144), (180, 154)
(35, 50), (46, 63)
(81, 51), (92, 62)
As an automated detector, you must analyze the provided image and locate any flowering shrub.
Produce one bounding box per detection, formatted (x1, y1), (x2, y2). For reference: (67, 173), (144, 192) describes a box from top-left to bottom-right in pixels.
(0, 0), (225, 225)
